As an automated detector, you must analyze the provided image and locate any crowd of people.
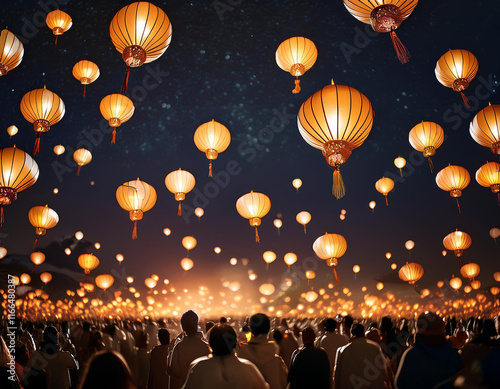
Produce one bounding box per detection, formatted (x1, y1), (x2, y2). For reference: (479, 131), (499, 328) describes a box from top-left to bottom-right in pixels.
(1, 312), (499, 388)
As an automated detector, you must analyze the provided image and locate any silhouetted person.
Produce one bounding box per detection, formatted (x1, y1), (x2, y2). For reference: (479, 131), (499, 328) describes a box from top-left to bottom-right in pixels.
(317, 318), (347, 378)
(148, 329), (170, 389)
(78, 350), (137, 389)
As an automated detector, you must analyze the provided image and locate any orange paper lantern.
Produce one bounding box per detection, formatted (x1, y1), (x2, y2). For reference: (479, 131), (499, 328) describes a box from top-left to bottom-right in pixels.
(100, 94), (135, 143)
(313, 232), (347, 282)
(409, 121), (444, 173)
(476, 161), (500, 205)
(375, 177), (395, 205)
(46, 10), (72, 44)
(236, 191), (271, 243)
(73, 148), (92, 176)
(78, 254), (100, 274)
(165, 168), (195, 216)
(28, 205), (59, 250)
(72, 60), (100, 97)
(470, 104), (500, 155)
(95, 274), (114, 290)
(194, 119), (231, 177)
(436, 165), (470, 213)
(0, 29), (24, 76)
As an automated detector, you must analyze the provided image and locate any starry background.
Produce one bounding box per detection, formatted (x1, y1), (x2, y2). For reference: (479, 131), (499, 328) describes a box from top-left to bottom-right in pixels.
(0, 0), (499, 310)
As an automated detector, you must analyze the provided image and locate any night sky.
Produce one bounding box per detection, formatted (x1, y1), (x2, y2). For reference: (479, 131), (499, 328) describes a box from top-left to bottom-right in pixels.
(1, 0), (499, 313)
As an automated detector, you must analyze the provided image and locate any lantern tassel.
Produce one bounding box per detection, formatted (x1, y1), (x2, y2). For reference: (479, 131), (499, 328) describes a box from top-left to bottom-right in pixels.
(77, 166), (81, 176)
(497, 192), (499, 206)
(428, 157), (434, 173)
(303, 225), (307, 234)
(460, 91), (471, 108)
(412, 283), (420, 294)
(120, 66), (131, 95)
(255, 226), (260, 243)
(33, 134), (41, 155)
(31, 265), (37, 275)
(390, 29), (410, 64)
(456, 198), (461, 214)
(292, 77), (301, 94)
(332, 167), (346, 199)
(83, 84), (87, 98)
(132, 221), (138, 240)
(333, 268), (340, 284)
(385, 195), (389, 206)
(111, 129), (116, 144)
(33, 236), (39, 251)
(178, 202), (182, 216)
(0, 207), (3, 227)
(55, 35), (58, 45)
(209, 161), (213, 177)
(399, 168), (403, 178)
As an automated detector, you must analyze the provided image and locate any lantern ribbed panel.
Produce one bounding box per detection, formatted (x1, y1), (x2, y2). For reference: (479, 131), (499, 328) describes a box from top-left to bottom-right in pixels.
(46, 10), (72, 33)
(194, 119), (231, 153)
(436, 165), (470, 192)
(409, 122), (444, 151)
(72, 60), (100, 84)
(297, 84), (374, 150)
(343, 0), (418, 24)
(398, 262), (424, 284)
(20, 88), (65, 127)
(28, 205), (59, 229)
(95, 274), (114, 290)
(313, 233), (347, 260)
(78, 254), (100, 273)
(0, 147), (39, 191)
(236, 192), (271, 219)
(275, 37), (317, 75)
(0, 29), (24, 74)
(460, 263), (480, 279)
(165, 169), (195, 194)
(470, 105), (500, 150)
(116, 179), (157, 213)
(443, 230), (472, 252)
(110, 2), (172, 64)
(375, 177), (394, 195)
(476, 162), (500, 188)
(73, 149), (92, 166)
(100, 94), (135, 125)
(435, 49), (478, 88)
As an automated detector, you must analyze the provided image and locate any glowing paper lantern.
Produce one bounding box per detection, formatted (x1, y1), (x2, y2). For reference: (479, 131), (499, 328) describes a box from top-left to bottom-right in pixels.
(443, 230), (471, 260)
(305, 291), (318, 302)
(78, 254), (99, 274)
(7, 125), (18, 138)
(40, 272), (52, 284)
(394, 156), (406, 177)
(436, 165), (470, 213)
(490, 228), (500, 242)
(369, 201), (376, 210)
(343, 0), (418, 63)
(442, 250), (447, 256)
(127, 277), (134, 284)
(94, 242), (101, 249)
(28, 205), (59, 250)
(95, 274), (114, 290)
(116, 178), (157, 239)
(0, 29), (24, 76)
(460, 263), (480, 281)
(30, 251), (45, 266)
(376, 282), (384, 291)
(398, 262), (424, 285)
(437, 280), (444, 288)
(391, 263), (397, 270)
(214, 247), (221, 254)
(73, 148), (92, 176)
(0, 247), (6, 259)
(194, 119), (231, 177)
(435, 49), (478, 108)
(305, 270), (316, 280)
(163, 228), (171, 236)
(284, 252), (297, 267)
(449, 276), (462, 291)
(470, 280), (481, 290)
(385, 252), (391, 259)
(182, 236), (197, 254)
(195, 208), (204, 220)
(476, 161), (500, 204)
(100, 94), (135, 143)
(20, 87), (65, 155)
(249, 272), (257, 281)
(409, 121), (444, 173)
(275, 37), (317, 94)
(64, 248), (71, 255)
(144, 277), (157, 289)
(46, 10), (72, 44)
(236, 191), (271, 243)
(490, 286), (500, 296)
(405, 240), (415, 251)
(259, 283), (275, 296)
(165, 168), (196, 216)
(464, 285), (472, 293)
(273, 219), (282, 235)
(339, 214), (345, 221)
(292, 178), (302, 193)
(375, 177), (395, 205)
(116, 254), (124, 263)
(470, 104), (500, 155)
(421, 288), (430, 298)
(20, 273), (31, 285)
(353, 265), (360, 273)
(263, 251), (276, 265)
(72, 60), (100, 97)
(296, 211), (311, 233)
(230, 257), (238, 265)
(297, 81), (374, 199)
(0, 147), (39, 226)
(180, 257), (194, 271)
(75, 231), (84, 240)
(313, 232), (347, 283)
(53, 144), (65, 156)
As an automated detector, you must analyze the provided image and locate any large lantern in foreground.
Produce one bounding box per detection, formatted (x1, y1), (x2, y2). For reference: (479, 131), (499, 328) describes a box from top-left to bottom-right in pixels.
(72, 60), (100, 96)
(20, 87), (65, 155)
(100, 94), (135, 143)
(435, 49), (478, 108)
(116, 178), (157, 239)
(28, 205), (59, 250)
(275, 37), (318, 94)
(0, 29), (24, 76)
(470, 104), (500, 155)
(375, 177), (394, 205)
(343, 0), (418, 64)
(165, 168), (195, 216)
(78, 254), (100, 274)
(476, 161), (500, 205)
(236, 191), (271, 243)
(95, 274), (114, 290)
(443, 230), (471, 265)
(297, 81), (374, 199)
(0, 147), (39, 226)
(46, 10), (72, 44)
(313, 232), (347, 283)
(408, 121), (444, 172)
(110, 2), (172, 93)
(193, 119), (231, 177)
(436, 165), (470, 213)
